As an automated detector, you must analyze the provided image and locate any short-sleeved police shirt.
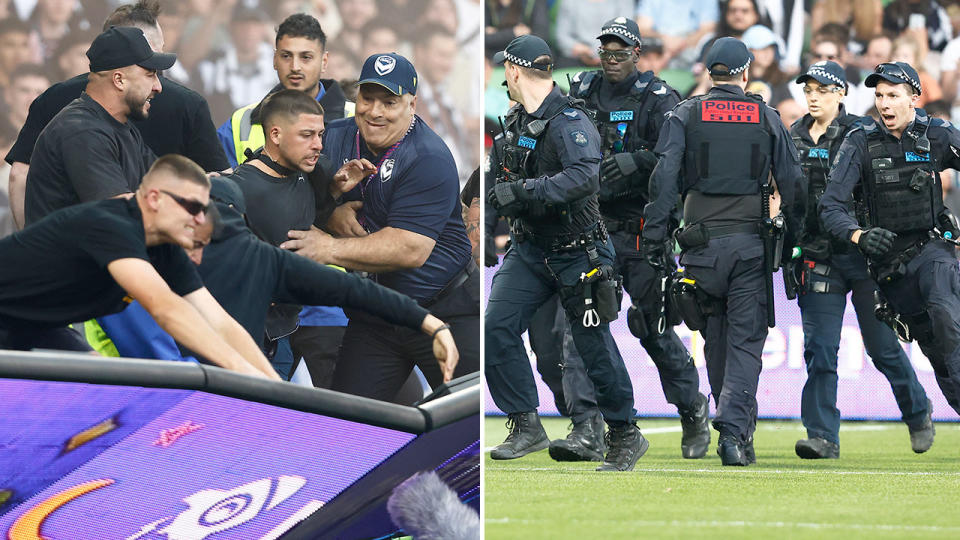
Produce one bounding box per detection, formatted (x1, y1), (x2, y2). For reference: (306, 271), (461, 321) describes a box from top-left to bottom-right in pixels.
(323, 116), (472, 301)
(25, 93), (156, 225)
(0, 197), (202, 328)
(6, 74), (229, 172)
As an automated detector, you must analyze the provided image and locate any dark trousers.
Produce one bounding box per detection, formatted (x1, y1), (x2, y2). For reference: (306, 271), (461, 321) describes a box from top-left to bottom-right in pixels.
(0, 324), (92, 352)
(290, 325), (347, 388)
(681, 233), (767, 443)
(332, 271), (480, 401)
(879, 241), (960, 416)
(798, 251), (929, 444)
(485, 235), (635, 426)
(528, 295), (598, 422)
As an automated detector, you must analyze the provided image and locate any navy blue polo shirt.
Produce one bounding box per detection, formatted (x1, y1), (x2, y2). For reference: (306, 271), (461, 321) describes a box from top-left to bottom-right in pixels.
(323, 116), (471, 301)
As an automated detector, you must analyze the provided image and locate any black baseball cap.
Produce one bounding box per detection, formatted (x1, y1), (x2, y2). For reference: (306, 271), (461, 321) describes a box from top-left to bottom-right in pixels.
(865, 62), (922, 95)
(357, 52), (418, 95)
(493, 35), (552, 71)
(704, 37), (753, 76)
(796, 60), (847, 89)
(597, 17), (642, 47)
(86, 26), (176, 72)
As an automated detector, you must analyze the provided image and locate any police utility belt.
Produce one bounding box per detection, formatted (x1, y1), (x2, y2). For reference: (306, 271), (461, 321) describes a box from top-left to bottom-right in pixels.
(513, 220), (609, 252)
(604, 218), (644, 234)
(674, 222), (758, 250)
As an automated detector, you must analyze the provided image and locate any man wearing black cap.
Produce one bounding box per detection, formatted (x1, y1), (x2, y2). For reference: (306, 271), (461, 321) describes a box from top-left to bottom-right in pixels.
(821, 61), (960, 421)
(564, 16), (711, 461)
(643, 37), (805, 466)
(486, 34), (646, 472)
(282, 52), (480, 401)
(23, 25), (175, 225)
(789, 61), (933, 460)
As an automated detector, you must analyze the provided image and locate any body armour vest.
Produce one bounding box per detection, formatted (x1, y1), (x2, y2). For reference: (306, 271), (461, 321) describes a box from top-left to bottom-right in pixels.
(500, 99), (592, 223)
(683, 93), (773, 195)
(861, 115), (942, 234)
(792, 113), (860, 243)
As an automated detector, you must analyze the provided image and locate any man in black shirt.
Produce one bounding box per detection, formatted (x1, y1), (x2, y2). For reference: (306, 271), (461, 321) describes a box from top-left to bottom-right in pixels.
(6, 2), (228, 229)
(0, 155), (279, 381)
(23, 26), (174, 225)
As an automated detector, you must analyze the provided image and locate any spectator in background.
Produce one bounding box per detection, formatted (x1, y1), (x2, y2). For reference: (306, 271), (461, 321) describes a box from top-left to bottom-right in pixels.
(484, 0), (549, 59)
(756, 0), (804, 72)
(810, 0), (883, 53)
(775, 96), (803, 128)
(174, 0), (234, 75)
(883, 0), (952, 53)
(324, 42), (359, 82)
(635, 0), (718, 71)
(554, 0), (635, 68)
(360, 18), (400, 61)
(0, 63), (48, 135)
(27, 0), (92, 62)
(378, 0), (428, 42)
(694, 0), (768, 75)
(195, 5), (276, 123)
(743, 23), (791, 104)
(846, 33), (893, 115)
(334, 0), (377, 67)
(635, 35), (666, 75)
(51, 29), (97, 80)
(892, 33), (942, 108)
(0, 19), (38, 90)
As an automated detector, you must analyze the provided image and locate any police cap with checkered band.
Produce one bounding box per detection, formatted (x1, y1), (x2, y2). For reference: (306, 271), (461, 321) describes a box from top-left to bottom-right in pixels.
(597, 17), (642, 47)
(493, 35), (553, 71)
(704, 37), (754, 76)
(795, 60), (848, 90)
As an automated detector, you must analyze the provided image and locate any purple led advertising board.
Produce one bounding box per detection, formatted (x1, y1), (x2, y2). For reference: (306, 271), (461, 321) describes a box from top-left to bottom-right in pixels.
(483, 263), (955, 421)
(0, 379), (416, 539)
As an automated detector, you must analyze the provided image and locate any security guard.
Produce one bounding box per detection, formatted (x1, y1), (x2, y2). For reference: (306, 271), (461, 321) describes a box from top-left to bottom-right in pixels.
(564, 16), (710, 460)
(486, 35), (646, 472)
(821, 61), (960, 419)
(789, 61), (933, 459)
(642, 37), (805, 466)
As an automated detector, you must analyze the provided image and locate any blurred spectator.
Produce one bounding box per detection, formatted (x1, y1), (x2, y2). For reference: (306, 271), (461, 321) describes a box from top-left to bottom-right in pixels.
(743, 24), (791, 104)
(892, 33), (942, 108)
(695, 0), (769, 72)
(1, 63), (48, 134)
(360, 17), (400, 60)
(268, 0), (343, 38)
(635, 35), (665, 75)
(883, 0), (952, 52)
(635, 0), (718, 71)
(174, 0), (235, 74)
(51, 28), (96, 81)
(27, 0), (94, 62)
(378, 0), (428, 42)
(334, 0), (378, 67)
(756, 0), (804, 72)
(746, 79), (772, 102)
(325, 42), (360, 82)
(484, 0), (549, 59)
(774, 96), (803, 129)
(415, 23), (471, 183)
(810, 0), (883, 52)
(0, 18), (38, 89)
(195, 5), (276, 122)
(554, 0), (634, 68)
(155, 0), (191, 83)
(846, 33), (893, 114)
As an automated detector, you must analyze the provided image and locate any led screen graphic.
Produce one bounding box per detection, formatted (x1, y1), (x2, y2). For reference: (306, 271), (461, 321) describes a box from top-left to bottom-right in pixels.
(484, 262), (956, 421)
(0, 379), (417, 538)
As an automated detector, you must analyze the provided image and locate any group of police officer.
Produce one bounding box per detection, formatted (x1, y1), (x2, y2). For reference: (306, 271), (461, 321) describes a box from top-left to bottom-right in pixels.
(486, 16), (960, 470)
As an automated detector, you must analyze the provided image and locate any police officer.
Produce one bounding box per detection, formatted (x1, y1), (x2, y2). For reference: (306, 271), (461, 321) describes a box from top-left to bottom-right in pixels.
(564, 16), (710, 460)
(821, 61), (960, 420)
(486, 35), (646, 472)
(642, 37), (804, 466)
(789, 61), (933, 459)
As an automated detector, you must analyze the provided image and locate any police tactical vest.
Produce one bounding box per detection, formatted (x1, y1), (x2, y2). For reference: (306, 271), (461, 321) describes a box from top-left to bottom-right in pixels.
(684, 93), (772, 195)
(861, 116), (942, 234)
(792, 114), (859, 237)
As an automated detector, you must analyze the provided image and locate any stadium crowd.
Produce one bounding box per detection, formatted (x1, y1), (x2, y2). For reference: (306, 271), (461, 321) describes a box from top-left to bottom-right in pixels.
(0, 0), (483, 404)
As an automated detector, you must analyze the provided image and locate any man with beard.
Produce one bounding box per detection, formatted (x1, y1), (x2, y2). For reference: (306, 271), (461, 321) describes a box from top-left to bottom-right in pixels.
(23, 25), (174, 225)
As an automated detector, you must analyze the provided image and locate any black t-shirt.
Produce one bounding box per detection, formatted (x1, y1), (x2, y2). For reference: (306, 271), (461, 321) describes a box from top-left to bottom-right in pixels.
(6, 74), (229, 172)
(226, 160), (316, 246)
(0, 198), (202, 328)
(24, 93), (156, 225)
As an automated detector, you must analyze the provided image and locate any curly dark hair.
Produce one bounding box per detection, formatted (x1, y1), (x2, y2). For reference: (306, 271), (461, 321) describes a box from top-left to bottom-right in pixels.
(276, 13), (327, 49)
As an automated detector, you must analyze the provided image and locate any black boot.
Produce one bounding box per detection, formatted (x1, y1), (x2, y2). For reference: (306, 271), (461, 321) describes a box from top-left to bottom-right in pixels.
(743, 435), (756, 465)
(679, 393), (710, 459)
(490, 412), (549, 460)
(717, 431), (749, 466)
(908, 399), (935, 453)
(596, 423), (649, 472)
(795, 437), (839, 459)
(548, 412), (606, 462)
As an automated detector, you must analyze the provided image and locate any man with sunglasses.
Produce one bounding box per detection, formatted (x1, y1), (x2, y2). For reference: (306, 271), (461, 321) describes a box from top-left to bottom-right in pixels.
(486, 35), (646, 472)
(22, 26), (174, 226)
(558, 17), (710, 461)
(0, 155), (280, 382)
(821, 61), (960, 421)
(642, 37), (805, 466)
(788, 61), (933, 460)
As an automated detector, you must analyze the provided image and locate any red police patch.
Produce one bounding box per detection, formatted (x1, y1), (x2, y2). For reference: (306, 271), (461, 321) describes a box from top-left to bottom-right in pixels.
(701, 100), (760, 123)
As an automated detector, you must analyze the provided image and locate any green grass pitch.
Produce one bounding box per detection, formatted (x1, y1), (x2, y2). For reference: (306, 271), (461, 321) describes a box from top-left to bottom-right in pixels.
(484, 417), (960, 539)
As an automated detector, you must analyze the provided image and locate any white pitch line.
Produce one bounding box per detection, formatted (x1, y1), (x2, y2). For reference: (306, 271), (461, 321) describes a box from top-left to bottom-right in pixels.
(484, 518), (960, 532)
(488, 466), (960, 476)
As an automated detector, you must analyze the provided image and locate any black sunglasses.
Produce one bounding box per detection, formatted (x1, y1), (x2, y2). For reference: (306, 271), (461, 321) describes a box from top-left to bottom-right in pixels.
(874, 63), (913, 84)
(160, 189), (211, 216)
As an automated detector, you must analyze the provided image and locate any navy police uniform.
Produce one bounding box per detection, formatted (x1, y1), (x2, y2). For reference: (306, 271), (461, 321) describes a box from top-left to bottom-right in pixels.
(643, 37), (805, 465)
(820, 64), (960, 418)
(487, 34), (644, 471)
(789, 62), (931, 458)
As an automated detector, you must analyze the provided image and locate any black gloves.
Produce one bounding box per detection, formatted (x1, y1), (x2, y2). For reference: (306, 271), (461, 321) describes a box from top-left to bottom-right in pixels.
(484, 233), (499, 267)
(641, 239), (666, 272)
(858, 227), (897, 257)
(600, 152), (638, 182)
(487, 180), (529, 218)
